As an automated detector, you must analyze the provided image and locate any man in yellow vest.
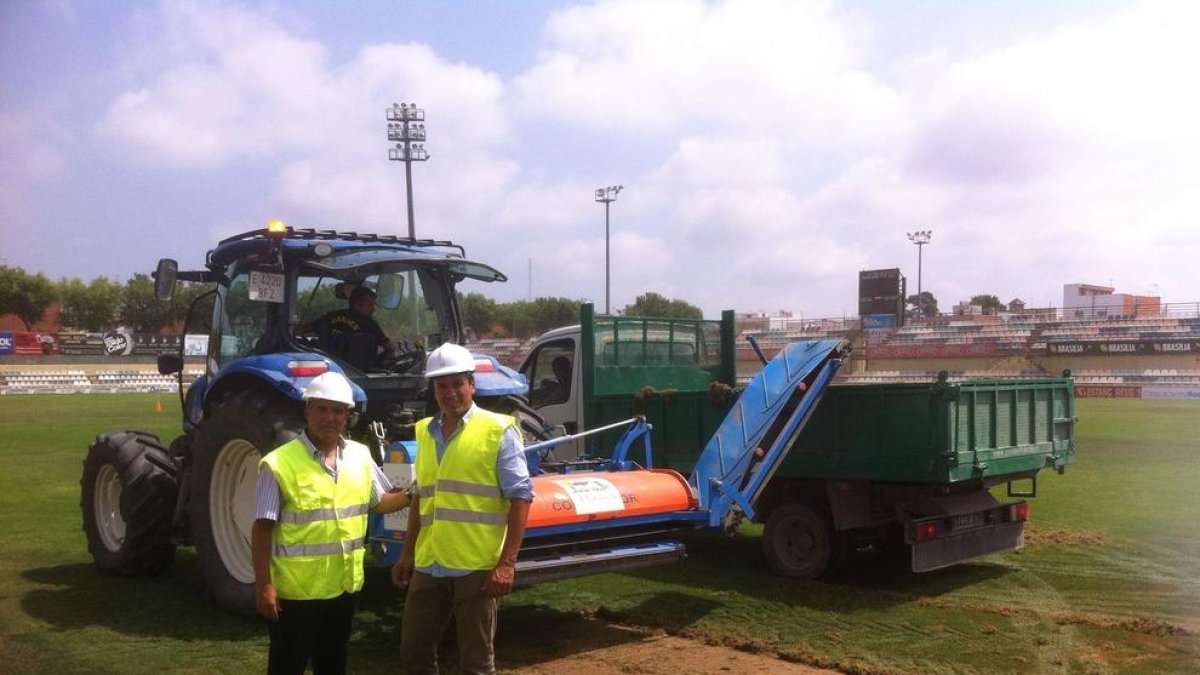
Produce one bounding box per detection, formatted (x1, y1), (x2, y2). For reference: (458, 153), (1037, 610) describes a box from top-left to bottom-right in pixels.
(252, 371), (411, 675)
(392, 343), (532, 675)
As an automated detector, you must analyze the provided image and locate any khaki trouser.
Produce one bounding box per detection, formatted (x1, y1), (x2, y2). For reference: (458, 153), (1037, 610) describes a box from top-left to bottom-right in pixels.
(399, 570), (497, 675)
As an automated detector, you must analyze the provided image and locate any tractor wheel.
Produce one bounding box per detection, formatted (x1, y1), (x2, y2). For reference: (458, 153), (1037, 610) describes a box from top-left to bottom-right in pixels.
(493, 394), (556, 442)
(762, 503), (834, 580)
(80, 431), (178, 576)
(191, 390), (303, 615)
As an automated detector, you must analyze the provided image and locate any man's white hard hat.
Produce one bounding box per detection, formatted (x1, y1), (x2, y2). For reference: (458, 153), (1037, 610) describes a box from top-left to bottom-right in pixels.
(424, 343), (476, 379)
(303, 371), (356, 406)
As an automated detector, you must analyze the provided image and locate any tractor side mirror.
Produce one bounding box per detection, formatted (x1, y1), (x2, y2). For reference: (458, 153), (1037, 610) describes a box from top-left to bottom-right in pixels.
(158, 353), (183, 375)
(376, 273), (405, 310)
(154, 259), (178, 301)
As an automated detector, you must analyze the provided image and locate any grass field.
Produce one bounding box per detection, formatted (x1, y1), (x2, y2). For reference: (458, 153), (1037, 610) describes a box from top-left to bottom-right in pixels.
(1, 394), (1197, 673)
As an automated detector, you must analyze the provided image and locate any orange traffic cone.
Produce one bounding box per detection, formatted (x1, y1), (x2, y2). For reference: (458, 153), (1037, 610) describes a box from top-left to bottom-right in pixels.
(155, 399), (163, 413)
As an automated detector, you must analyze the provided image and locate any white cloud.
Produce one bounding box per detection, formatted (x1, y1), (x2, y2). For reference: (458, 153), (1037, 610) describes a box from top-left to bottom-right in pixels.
(62, 0), (1200, 318)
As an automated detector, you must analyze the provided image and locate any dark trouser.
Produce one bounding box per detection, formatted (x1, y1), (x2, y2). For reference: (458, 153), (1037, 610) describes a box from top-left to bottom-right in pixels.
(267, 592), (357, 675)
(399, 570), (497, 675)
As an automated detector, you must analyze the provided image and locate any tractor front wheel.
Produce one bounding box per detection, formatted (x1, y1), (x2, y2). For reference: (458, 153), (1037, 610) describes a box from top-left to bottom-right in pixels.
(80, 431), (178, 576)
(191, 390), (303, 615)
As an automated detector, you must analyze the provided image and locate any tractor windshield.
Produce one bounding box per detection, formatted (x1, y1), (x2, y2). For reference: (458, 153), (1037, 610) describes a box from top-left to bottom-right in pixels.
(292, 270), (443, 347)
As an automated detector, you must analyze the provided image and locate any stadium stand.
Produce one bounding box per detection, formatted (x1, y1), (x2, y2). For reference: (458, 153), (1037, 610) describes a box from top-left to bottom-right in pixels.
(0, 368), (202, 395)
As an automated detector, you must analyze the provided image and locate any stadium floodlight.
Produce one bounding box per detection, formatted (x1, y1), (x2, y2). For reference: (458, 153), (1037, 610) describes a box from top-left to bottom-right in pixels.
(907, 230), (933, 300)
(595, 185), (624, 315)
(385, 103), (430, 239)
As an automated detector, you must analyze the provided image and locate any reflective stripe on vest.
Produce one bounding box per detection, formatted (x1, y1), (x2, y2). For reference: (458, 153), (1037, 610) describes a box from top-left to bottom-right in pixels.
(273, 537), (366, 558)
(413, 409), (515, 570)
(259, 437), (374, 600)
(277, 503), (371, 525)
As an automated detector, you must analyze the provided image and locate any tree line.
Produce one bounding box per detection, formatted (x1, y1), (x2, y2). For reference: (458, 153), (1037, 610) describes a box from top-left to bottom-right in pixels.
(0, 265), (703, 339)
(905, 292), (1005, 318)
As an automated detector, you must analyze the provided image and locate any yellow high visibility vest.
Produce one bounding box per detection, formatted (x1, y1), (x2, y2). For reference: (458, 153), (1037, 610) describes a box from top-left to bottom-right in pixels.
(413, 409), (515, 570)
(259, 437), (373, 600)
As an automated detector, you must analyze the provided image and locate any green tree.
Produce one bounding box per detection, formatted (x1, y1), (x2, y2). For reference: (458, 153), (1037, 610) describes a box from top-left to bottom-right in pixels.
(459, 292), (500, 337)
(119, 273), (171, 333)
(970, 294), (1005, 315)
(623, 292), (703, 319)
(0, 265), (58, 330)
(906, 291), (939, 318)
(58, 276), (123, 331)
(495, 297), (582, 338)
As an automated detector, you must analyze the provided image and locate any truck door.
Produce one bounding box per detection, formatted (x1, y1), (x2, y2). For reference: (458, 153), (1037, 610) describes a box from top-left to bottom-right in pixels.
(521, 337), (579, 434)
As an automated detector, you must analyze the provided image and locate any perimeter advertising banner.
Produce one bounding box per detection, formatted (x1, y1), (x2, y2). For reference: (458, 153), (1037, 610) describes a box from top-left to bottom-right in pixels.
(1074, 385), (1142, 398)
(1047, 339), (1200, 355)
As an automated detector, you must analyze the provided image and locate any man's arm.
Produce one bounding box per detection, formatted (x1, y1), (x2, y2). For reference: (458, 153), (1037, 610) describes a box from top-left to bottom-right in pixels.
(483, 498), (530, 598)
(367, 461), (411, 514)
(251, 519), (280, 621)
(390, 493), (421, 590)
(251, 466), (284, 621)
(372, 486), (412, 514)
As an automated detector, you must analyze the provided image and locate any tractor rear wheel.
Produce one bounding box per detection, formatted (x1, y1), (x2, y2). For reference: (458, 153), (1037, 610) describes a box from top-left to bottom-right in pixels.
(191, 390), (303, 615)
(80, 431), (178, 576)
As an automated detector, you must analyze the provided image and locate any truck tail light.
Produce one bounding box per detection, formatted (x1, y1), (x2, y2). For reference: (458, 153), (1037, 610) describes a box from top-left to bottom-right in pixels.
(1011, 502), (1030, 522)
(288, 360), (330, 377)
(914, 521), (939, 542)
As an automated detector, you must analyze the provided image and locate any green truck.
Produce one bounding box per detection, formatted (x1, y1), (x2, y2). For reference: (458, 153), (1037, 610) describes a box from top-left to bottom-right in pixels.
(518, 304), (1076, 578)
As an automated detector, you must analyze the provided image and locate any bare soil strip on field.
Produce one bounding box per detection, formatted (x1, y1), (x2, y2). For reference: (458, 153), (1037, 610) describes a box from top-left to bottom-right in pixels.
(499, 614), (847, 675)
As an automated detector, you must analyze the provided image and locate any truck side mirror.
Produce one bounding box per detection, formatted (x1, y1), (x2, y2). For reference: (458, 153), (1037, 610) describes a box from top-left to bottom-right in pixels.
(154, 259), (178, 301)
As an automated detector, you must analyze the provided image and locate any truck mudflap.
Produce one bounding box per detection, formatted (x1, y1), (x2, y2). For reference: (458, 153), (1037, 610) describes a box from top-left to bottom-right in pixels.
(689, 338), (850, 528)
(908, 499), (1029, 572)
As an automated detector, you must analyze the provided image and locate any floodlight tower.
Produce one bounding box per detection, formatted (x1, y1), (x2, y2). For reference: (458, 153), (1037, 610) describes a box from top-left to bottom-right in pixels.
(386, 103), (429, 239)
(907, 230), (933, 299)
(595, 185), (623, 314)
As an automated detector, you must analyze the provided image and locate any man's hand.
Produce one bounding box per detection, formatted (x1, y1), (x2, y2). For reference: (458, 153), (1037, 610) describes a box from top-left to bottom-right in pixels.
(391, 555), (414, 590)
(256, 582), (281, 621)
(483, 559), (517, 598)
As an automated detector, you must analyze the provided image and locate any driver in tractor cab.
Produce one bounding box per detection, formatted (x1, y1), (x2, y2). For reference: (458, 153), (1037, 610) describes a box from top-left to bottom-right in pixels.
(306, 286), (398, 367)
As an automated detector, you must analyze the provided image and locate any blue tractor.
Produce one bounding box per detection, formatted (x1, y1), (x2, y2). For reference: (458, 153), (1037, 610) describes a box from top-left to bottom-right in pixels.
(80, 223), (546, 614)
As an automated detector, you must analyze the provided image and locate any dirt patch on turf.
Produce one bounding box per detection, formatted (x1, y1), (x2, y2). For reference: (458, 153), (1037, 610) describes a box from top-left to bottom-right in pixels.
(1053, 612), (1194, 637)
(1022, 525), (1108, 547)
(497, 612), (890, 675)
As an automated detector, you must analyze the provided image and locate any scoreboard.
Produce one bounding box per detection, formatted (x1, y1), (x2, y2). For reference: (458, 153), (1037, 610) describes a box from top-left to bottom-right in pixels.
(858, 268), (905, 321)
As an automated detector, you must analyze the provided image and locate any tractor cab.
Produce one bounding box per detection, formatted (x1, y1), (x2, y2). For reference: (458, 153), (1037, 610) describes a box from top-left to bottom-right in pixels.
(155, 224), (515, 432)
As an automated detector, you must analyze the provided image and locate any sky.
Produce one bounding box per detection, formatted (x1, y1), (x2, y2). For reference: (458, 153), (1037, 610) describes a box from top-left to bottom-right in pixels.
(2, 0), (1197, 319)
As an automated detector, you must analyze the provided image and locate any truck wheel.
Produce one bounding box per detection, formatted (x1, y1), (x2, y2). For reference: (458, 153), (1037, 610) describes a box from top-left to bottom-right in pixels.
(191, 390), (302, 615)
(80, 431), (178, 576)
(762, 503), (833, 580)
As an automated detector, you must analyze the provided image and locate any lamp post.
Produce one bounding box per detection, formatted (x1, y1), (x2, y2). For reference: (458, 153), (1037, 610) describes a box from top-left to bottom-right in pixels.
(906, 230), (933, 300)
(386, 103), (429, 239)
(594, 185), (623, 314)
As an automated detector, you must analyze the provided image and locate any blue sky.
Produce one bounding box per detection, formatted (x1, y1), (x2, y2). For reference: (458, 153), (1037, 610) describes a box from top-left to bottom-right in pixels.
(2, 0), (1196, 318)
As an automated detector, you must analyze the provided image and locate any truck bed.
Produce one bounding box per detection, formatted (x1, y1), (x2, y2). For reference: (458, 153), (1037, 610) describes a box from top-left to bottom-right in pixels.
(781, 377), (1075, 483)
